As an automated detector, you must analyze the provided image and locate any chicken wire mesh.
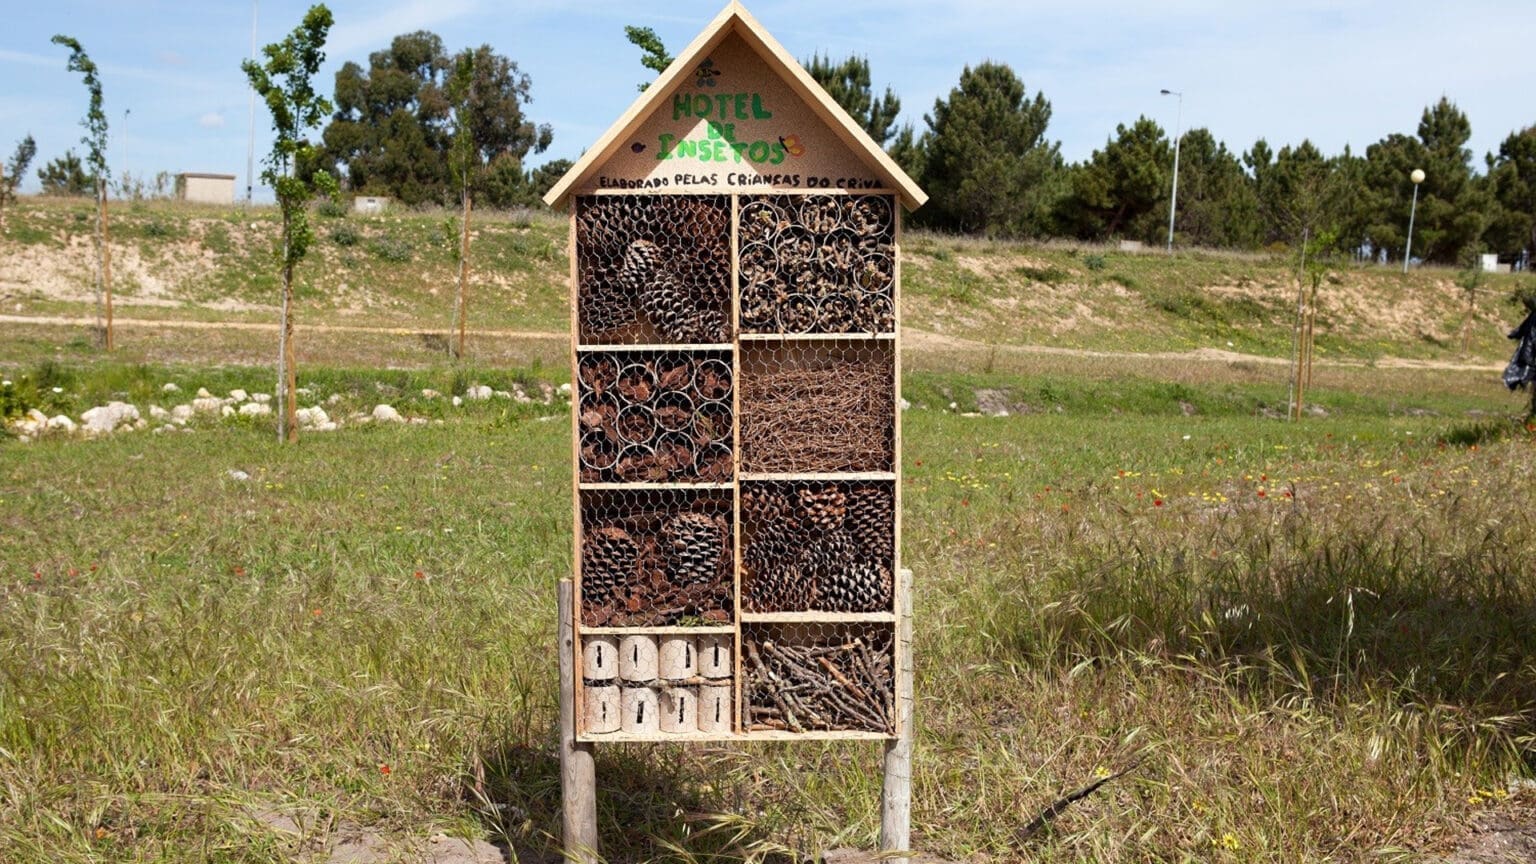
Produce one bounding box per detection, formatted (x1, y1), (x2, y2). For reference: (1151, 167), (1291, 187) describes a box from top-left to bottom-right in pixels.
(738, 194), (895, 334)
(579, 489), (734, 628)
(578, 350), (733, 484)
(572, 191), (901, 740)
(738, 340), (894, 473)
(576, 195), (732, 345)
(741, 480), (894, 613)
(743, 622), (895, 734)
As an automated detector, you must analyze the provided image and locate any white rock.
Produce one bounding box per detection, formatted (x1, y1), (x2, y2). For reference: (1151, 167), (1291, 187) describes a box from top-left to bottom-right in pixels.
(900, 398), (912, 411)
(372, 404), (404, 423)
(239, 402), (272, 417)
(409, 417), (428, 426)
(149, 405), (170, 421)
(221, 405), (235, 418)
(162, 383), (180, 393)
(228, 469), (250, 481)
(1, 380), (10, 387)
(47, 415), (75, 432)
(296, 406), (329, 427)
(192, 397), (223, 414)
(421, 388), (440, 399)
(539, 383), (554, 404)
(493, 389), (512, 400)
(26, 408), (48, 425)
(252, 393), (272, 404)
(558, 382), (572, 394)
(229, 389), (249, 403)
(196, 387), (213, 399)
(296, 387), (314, 397)
(50, 387), (63, 394)
(451, 396), (463, 407)
(171, 404), (194, 424)
(465, 384), (492, 401)
(326, 393), (343, 405)
(80, 402), (141, 435)
(132, 418), (146, 430)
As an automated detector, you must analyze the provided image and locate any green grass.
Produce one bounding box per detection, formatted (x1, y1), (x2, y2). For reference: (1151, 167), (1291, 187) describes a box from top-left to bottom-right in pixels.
(3, 357), (1535, 862)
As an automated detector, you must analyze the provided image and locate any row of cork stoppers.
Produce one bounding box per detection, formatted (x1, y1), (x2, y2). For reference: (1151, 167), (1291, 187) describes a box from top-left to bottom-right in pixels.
(583, 633), (732, 682)
(583, 634), (733, 734)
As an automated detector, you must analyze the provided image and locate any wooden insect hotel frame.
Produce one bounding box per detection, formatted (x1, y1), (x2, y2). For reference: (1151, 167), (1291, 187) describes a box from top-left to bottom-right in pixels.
(544, 3), (924, 859)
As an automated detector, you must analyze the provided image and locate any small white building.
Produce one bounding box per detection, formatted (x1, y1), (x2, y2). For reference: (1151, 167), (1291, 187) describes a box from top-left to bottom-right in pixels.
(353, 196), (391, 215)
(175, 173), (236, 205)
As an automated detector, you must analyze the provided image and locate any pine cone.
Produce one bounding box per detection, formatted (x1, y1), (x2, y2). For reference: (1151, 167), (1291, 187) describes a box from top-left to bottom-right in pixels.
(662, 511), (726, 588)
(619, 240), (663, 297)
(846, 485), (894, 562)
(582, 526), (638, 607)
(814, 544), (892, 613)
(642, 273), (725, 343)
(744, 556), (815, 612)
(797, 486), (848, 533)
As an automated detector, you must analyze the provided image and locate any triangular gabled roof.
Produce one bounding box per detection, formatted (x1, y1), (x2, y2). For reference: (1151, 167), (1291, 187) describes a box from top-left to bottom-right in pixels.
(542, 1), (926, 211)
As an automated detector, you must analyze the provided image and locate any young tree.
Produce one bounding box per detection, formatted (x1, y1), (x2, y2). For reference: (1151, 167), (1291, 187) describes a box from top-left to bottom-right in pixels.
(804, 53), (901, 145)
(52, 35), (114, 350)
(0, 134), (37, 229)
(37, 152), (92, 196)
(447, 51), (476, 359)
(920, 62), (1063, 237)
(624, 25), (673, 91)
(1485, 126), (1536, 262)
(243, 4), (338, 443)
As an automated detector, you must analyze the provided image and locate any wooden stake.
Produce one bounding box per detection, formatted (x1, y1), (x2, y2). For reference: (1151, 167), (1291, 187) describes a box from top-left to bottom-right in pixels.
(559, 579), (600, 863)
(455, 185), (471, 359)
(880, 567), (914, 862)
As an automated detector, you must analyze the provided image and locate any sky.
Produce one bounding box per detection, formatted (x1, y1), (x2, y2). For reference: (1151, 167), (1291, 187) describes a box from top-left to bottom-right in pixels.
(3, 0), (1530, 200)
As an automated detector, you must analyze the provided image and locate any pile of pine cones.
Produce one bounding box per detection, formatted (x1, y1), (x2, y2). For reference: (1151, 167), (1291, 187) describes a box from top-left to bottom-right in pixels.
(738, 194), (895, 334)
(577, 196), (731, 343)
(578, 351), (733, 483)
(741, 483), (894, 613)
(581, 503), (733, 627)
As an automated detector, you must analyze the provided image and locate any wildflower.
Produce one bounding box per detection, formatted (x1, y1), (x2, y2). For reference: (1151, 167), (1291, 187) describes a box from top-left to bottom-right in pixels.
(94, 827), (108, 840)
(1256, 489), (1266, 498)
(379, 763), (392, 775)
(312, 608), (323, 618)
(1154, 499), (1163, 507)
(414, 570), (425, 580)
(1214, 832), (1240, 851)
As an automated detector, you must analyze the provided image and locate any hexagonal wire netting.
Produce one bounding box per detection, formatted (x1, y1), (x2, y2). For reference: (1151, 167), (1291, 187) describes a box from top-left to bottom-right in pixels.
(574, 192), (899, 738)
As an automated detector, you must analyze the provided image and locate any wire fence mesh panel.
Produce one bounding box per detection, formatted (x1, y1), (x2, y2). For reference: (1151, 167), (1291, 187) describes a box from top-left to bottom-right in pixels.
(578, 349), (733, 484)
(738, 194), (895, 335)
(738, 339), (895, 474)
(742, 622), (895, 734)
(579, 488), (734, 628)
(741, 480), (894, 613)
(571, 191), (901, 742)
(577, 195), (732, 345)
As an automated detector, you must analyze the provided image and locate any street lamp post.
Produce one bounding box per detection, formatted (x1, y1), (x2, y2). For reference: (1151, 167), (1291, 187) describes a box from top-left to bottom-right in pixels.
(1160, 89), (1183, 253)
(1402, 168), (1425, 273)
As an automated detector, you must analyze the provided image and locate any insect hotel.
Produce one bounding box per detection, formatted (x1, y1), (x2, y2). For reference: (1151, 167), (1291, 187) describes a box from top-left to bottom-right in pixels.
(543, 2), (924, 857)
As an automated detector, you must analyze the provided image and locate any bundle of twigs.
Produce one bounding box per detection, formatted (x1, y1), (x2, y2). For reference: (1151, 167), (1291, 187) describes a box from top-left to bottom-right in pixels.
(743, 634), (893, 733)
(739, 362), (893, 472)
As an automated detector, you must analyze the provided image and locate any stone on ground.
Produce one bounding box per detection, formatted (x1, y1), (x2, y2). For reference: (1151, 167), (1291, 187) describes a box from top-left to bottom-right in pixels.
(372, 404), (404, 423)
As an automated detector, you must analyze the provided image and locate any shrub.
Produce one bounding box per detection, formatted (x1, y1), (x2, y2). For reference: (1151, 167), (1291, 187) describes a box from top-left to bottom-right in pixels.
(368, 236), (413, 262)
(316, 199), (348, 219)
(330, 224), (360, 247)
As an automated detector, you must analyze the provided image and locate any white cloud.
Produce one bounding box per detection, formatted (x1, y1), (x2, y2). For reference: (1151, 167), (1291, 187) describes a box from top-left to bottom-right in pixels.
(199, 112), (225, 128)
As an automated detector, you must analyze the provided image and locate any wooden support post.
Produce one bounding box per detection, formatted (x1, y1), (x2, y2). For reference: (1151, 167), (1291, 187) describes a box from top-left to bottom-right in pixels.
(880, 567), (914, 862)
(559, 579), (600, 863)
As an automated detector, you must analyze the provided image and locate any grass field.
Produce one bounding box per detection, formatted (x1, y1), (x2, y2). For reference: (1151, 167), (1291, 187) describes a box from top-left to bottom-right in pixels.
(4, 195), (1536, 861)
(3, 346), (1535, 862)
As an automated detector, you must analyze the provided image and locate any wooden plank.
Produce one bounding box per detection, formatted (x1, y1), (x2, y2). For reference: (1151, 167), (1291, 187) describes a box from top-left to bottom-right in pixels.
(578, 482), (734, 492)
(576, 343), (734, 352)
(730, 192), (745, 734)
(880, 568), (915, 862)
(740, 611), (895, 624)
(581, 625), (737, 635)
(579, 729), (893, 743)
(739, 472), (896, 482)
(737, 333), (895, 342)
(558, 580), (599, 863)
